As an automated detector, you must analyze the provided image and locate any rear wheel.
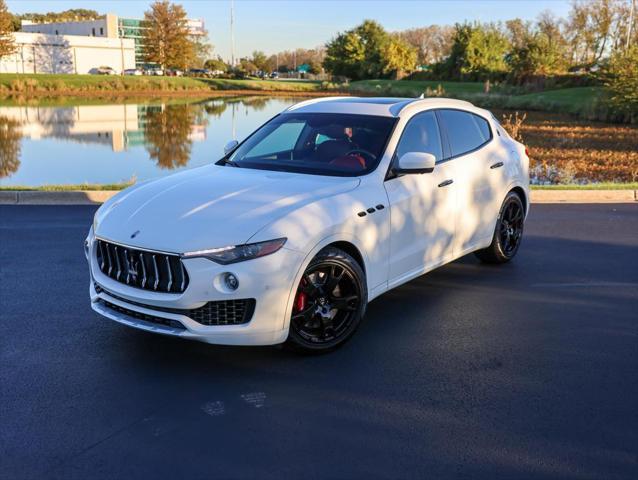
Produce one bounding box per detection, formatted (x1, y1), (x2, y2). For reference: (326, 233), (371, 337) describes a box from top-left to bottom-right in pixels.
(286, 247), (367, 353)
(475, 191), (525, 264)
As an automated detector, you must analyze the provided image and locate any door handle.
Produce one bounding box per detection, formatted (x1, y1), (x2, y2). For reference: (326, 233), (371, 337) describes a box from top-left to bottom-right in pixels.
(438, 179), (454, 188)
(490, 162), (504, 169)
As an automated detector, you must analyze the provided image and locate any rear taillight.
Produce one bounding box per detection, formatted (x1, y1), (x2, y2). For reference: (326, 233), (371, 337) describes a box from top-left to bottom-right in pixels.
(524, 147), (530, 157)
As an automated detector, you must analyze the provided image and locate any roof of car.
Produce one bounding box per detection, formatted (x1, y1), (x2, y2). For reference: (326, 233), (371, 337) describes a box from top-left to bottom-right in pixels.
(285, 96), (479, 118)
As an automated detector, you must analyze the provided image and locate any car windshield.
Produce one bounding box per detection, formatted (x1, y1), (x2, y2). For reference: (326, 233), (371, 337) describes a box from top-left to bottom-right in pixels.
(226, 113), (396, 176)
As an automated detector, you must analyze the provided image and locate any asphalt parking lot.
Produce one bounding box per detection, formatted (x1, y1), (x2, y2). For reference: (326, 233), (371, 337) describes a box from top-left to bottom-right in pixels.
(1, 204), (637, 479)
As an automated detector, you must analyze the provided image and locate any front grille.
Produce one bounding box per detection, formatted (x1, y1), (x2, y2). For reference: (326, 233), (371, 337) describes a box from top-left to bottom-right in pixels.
(95, 283), (255, 326)
(95, 239), (189, 294)
(97, 298), (186, 330)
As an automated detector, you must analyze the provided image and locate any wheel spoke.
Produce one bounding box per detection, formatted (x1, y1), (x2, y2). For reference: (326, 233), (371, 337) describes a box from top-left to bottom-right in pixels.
(324, 265), (345, 293)
(292, 304), (315, 325)
(330, 294), (358, 311)
(301, 274), (320, 296)
(512, 209), (523, 222)
(320, 316), (334, 337)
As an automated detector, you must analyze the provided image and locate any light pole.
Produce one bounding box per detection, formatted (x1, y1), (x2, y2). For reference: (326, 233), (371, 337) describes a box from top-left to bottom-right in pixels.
(628, 0), (635, 50)
(230, 0), (235, 67)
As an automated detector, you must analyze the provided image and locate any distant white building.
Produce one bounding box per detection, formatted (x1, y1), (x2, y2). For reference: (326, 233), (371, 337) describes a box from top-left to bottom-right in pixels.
(20, 13), (206, 67)
(21, 14), (120, 38)
(0, 32), (136, 74)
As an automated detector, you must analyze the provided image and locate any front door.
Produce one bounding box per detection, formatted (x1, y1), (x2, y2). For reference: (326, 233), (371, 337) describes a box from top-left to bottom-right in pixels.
(384, 111), (457, 287)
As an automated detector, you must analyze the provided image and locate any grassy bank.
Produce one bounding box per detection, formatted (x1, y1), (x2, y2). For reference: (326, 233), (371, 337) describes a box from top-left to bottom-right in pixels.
(0, 183), (134, 191)
(0, 74), (618, 121)
(347, 80), (605, 119)
(0, 73), (326, 97)
(2, 183), (637, 192)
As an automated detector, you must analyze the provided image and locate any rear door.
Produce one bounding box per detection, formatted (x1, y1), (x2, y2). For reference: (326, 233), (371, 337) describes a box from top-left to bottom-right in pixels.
(436, 109), (500, 253)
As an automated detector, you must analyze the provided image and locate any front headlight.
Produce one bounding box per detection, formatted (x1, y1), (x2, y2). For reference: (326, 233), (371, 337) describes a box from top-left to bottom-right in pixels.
(182, 238), (287, 264)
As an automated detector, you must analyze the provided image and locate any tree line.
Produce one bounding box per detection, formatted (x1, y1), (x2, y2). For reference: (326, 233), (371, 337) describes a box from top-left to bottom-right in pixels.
(325, 0), (636, 83)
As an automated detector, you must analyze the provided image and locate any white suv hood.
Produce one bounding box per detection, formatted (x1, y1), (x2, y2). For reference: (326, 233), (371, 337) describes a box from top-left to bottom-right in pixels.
(94, 165), (360, 253)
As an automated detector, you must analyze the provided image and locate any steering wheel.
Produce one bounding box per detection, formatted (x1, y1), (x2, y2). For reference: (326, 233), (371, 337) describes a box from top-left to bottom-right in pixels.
(344, 149), (376, 162)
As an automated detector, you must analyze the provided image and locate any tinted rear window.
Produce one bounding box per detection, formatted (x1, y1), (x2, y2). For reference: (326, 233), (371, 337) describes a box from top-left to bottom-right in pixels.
(438, 110), (491, 158)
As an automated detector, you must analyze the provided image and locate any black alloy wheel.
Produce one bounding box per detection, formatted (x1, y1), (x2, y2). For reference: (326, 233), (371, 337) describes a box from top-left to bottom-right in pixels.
(287, 247), (367, 353)
(499, 196), (525, 256)
(475, 191), (526, 264)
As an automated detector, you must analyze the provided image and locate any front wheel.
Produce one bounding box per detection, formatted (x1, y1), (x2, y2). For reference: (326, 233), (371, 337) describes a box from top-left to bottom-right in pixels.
(474, 191), (525, 264)
(286, 247), (367, 353)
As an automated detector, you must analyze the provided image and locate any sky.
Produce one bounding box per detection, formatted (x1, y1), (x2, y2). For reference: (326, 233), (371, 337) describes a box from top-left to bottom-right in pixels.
(7, 0), (574, 61)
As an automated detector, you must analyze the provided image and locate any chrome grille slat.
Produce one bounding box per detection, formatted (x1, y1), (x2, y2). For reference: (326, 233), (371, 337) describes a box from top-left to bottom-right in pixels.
(94, 239), (188, 294)
(179, 261), (186, 292)
(114, 246), (122, 281)
(98, 241), (106, 270)
(151, 254), (159, 291)
(165, 256), (173, 292)
(139, 252), (147, 288)
(105, 243), (113, 276)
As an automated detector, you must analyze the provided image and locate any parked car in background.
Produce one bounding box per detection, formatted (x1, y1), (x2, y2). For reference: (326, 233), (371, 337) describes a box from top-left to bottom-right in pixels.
(86, 97), (530, 353)
(166, 69), (184, 77)
(142, 68), (163, 76)
(270, 71), (280, 79)
(187, 68), (212, 78)
(123, 68), (142, 76)
(91, 66), (117, 75)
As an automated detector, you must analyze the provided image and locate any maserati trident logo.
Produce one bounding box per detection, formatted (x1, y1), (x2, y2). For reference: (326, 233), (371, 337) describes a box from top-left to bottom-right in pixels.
(130, 230), (140, 239)
(127, 252), (139, 281)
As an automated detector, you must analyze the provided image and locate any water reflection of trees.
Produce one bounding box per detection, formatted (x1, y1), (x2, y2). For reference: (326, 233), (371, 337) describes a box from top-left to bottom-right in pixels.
(143, 104), (198, 170)
(0, 116), (23, 178)
(204, 101), (228, 118)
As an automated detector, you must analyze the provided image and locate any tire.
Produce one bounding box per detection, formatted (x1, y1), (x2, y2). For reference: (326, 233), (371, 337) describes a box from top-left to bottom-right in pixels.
(286, 247), (367, 354)
(474, 191), (525, 264)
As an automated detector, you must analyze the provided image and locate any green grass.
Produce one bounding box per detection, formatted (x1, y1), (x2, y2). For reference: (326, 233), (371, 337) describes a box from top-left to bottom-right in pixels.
(530, 183), (638, 190)
(348, 79), (486, 96)
(0, 73), (326, 96)
(0, 73), (213, 92)
(348, 80), (608, 119)
(202, 78), (323, 92)
(0, 182), (134, 191)
(2, 182), (636, 192)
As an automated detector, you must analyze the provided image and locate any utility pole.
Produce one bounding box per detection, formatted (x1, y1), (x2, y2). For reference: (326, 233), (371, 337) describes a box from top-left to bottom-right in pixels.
(628, 0), (635, 50)
(230, 0), (235, 67)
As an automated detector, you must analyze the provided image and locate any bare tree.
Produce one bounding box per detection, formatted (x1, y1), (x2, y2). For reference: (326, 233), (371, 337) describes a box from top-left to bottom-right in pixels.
(397, 25), (454, 65)
(565, 0), (630, 68)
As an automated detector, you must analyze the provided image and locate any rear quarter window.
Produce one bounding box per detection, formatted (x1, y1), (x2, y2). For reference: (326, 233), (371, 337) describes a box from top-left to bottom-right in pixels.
(438, 109), (492, 158)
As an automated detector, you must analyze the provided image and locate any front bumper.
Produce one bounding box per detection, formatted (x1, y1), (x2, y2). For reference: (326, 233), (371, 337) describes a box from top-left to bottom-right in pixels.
(86, 230), (305, 346)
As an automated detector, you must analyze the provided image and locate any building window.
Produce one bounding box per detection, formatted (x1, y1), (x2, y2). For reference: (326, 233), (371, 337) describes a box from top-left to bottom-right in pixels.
(92, 28), (96, 36)
(55, 30), (59, 35)
(100, 27), (104, 35)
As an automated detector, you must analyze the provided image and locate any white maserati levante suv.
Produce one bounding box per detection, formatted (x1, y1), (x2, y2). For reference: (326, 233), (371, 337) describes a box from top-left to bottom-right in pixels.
(86, 97), (529, 352)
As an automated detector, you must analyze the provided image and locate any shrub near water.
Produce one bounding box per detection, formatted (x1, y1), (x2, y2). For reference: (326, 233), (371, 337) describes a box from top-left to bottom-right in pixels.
(499, 110), (638, 184)
(0, 74), (213, 94)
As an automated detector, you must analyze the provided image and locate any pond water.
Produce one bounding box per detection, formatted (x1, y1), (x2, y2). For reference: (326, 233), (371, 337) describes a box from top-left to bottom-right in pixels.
(0, 97), (636, 186)
(0, 96), (308, 187)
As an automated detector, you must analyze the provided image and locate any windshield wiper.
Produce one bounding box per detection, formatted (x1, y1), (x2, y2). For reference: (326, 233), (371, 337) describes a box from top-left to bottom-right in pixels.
(220, 158), (240, 168)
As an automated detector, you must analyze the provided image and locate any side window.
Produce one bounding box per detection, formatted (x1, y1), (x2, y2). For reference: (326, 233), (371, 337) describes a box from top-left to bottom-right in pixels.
(247, 122), (304, 157)
(438, 110), (491, 158)
(395, 111), (443, 162)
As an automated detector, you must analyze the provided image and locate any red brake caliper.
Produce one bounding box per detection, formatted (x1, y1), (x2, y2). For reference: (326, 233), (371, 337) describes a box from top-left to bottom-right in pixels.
(294, 280), (307, 312)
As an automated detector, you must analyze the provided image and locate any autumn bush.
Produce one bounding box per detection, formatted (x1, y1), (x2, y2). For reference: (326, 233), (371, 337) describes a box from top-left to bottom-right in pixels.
(499, 110), (638, 183)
